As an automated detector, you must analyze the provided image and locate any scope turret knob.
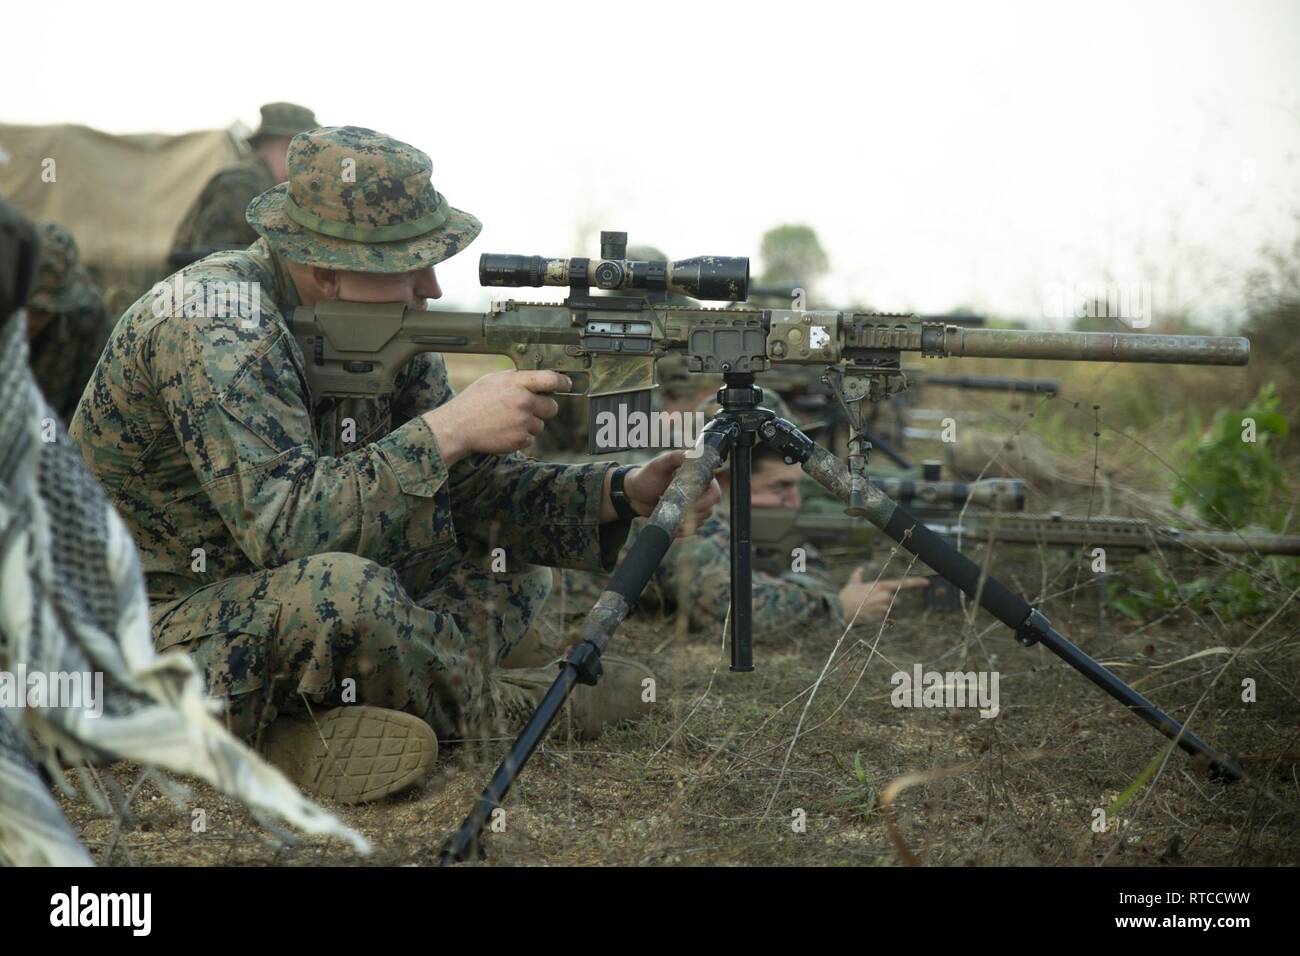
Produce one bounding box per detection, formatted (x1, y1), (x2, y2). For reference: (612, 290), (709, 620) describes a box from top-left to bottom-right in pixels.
(594, 260), (625, 290)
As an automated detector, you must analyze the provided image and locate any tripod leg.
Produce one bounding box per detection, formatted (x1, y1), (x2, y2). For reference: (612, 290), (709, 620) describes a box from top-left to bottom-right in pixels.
(439, 435), (728, 864)
(729, 440), (754, 672)
(800, 443), (1244, 782)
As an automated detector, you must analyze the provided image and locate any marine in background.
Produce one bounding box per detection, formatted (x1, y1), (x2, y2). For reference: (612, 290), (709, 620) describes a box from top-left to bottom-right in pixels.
(537, 393), (928, 653)
(25, 221), (111, 421)
(170, 102), (318, 260)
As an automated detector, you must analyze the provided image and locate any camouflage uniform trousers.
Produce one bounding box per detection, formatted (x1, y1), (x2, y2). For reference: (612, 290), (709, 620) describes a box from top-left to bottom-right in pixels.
(149, 536), (551, 744)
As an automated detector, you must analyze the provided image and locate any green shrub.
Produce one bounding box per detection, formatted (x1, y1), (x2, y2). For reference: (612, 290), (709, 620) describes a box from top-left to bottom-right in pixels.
(1108, 383), (1295, 623)
(1108, 558), (1299, 623)
(1171, 383), (1289, 531)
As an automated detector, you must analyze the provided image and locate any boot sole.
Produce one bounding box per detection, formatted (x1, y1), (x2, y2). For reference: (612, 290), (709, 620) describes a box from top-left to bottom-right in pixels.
(262, 706), (437, 804)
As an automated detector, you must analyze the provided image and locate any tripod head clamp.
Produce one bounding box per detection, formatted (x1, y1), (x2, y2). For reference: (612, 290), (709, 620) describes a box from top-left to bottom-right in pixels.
(707, 376), (816, 465)
(711, 375), (773, 447)
(758, 416), (816, 465)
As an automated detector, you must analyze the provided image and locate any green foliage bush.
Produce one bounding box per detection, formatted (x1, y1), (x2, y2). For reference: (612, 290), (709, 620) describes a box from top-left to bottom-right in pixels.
(1108, 559), (1298, 623)
(1108, 383), (1296, 623)
(1171, 382), (1289, 531)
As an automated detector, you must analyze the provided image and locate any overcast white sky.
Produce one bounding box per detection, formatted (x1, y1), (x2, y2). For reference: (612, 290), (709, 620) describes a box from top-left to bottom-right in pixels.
(5, 0), (1298, 325)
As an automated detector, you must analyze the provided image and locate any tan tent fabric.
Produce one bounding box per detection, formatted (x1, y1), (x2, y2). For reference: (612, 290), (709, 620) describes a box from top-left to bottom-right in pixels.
(0, 124), (245, 270)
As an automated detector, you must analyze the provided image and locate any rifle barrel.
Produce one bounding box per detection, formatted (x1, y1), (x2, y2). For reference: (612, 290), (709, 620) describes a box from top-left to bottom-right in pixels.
(942, 514), (1300, 555)
(942, 327), (1249, 365)
(760, 510), (1300, 558)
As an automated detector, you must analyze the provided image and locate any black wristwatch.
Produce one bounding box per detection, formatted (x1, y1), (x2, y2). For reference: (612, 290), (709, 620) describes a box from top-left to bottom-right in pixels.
(609, 464), (639, 521)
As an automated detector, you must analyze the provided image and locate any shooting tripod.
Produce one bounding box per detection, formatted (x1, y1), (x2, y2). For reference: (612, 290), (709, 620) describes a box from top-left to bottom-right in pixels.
(439, 372), (1245, 864)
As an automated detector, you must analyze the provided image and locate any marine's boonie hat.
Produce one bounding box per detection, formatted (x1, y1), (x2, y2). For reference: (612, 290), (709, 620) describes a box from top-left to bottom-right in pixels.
(250, 102), (319, 144)
(246, 126), (482, 273)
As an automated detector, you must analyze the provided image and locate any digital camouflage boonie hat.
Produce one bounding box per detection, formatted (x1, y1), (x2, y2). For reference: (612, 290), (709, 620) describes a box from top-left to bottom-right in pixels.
(246, 126), (482, 273)
(27, 222), (100, 314)
(250, 102), (318, 143)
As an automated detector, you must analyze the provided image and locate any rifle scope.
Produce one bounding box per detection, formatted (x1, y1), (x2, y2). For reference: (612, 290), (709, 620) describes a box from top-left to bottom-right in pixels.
(480, 253), (749, 302)
(480, 231), (749, 303)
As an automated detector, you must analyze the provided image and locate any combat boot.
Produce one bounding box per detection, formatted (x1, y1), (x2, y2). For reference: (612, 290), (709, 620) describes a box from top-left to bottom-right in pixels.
(499, 627), (557, 669)
(500, 615), (589, 669)
(491, 655), (657, 740)
(259, 706), (438, 804)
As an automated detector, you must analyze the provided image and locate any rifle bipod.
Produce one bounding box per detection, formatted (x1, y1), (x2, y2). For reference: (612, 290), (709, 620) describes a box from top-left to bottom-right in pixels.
(439, 380), (1243, 864)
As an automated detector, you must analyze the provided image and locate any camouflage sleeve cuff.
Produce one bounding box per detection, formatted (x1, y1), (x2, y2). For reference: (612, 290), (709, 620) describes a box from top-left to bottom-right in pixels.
(531, 458), (626, 571)
(374, 415), (451, 500)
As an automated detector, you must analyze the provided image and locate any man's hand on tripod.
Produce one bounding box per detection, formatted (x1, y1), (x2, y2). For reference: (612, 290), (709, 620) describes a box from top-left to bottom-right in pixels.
(601, 449), (721, 537)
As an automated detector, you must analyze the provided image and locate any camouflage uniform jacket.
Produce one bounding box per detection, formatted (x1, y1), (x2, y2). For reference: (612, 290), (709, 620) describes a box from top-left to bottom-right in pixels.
(171, 156), (277, 254)
(29, 301), (112, 421)
(70, 239), (624, 601)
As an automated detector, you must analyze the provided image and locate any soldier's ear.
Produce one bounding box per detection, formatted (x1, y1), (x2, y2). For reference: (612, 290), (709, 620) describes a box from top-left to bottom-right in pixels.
(311, 266), (342, 300)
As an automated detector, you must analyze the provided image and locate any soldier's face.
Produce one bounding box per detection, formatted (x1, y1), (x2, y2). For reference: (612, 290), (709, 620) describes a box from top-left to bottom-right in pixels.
(330, 266), (443, 308)
(749, 459), (803, 509)
(267, 139), (292, 182)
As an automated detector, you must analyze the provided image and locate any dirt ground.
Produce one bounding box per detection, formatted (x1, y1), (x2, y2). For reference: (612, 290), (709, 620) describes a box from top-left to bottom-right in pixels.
(56, 549), (1300, 868)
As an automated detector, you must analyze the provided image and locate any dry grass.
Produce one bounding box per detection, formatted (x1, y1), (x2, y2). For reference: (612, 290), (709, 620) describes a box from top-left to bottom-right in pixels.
(57, 572), (1300, 867)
